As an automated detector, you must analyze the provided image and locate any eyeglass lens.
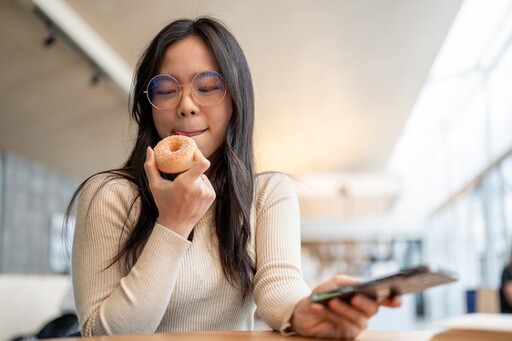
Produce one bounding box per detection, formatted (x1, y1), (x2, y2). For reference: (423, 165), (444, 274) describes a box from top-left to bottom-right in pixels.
(146, 71), (226, 110)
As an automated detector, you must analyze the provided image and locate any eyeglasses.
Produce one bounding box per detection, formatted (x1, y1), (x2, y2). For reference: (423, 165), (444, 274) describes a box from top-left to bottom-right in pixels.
(144, 70), (227, 110)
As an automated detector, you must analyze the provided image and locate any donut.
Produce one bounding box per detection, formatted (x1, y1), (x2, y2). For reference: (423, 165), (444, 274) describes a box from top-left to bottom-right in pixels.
(154, 135), (197, 174)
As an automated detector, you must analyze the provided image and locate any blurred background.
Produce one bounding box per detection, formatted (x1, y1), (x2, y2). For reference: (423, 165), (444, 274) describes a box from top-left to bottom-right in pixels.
(0, 0), (511, 339)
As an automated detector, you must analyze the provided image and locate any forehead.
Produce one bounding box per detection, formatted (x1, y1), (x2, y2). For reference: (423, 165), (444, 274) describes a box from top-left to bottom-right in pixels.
(158, 35), (220, 78)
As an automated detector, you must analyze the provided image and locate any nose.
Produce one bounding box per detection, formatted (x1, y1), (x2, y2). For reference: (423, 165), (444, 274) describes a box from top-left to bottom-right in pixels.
(177, 85), (199, 117)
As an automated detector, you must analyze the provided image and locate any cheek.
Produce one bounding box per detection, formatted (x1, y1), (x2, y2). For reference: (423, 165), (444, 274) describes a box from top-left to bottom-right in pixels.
(215, 105), (232, 140)
(152, 111), (171, 139)
(203, 106), (232, 156)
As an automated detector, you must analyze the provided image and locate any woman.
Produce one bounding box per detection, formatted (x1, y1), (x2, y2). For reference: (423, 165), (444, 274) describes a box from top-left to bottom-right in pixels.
(67, 16), (400, 339)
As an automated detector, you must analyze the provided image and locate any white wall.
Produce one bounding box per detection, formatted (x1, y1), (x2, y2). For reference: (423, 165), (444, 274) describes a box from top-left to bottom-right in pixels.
(0, 275), (71, 341)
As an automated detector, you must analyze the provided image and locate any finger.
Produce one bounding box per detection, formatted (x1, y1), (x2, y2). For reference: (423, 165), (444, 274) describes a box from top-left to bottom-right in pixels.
(350, 294), (379, 317)
(187, 148), (211, 177)
(144, 147), (163, 186)
(380, 294), (402, 307)
(332, 274), (361, 287)
(312, 302), (363, 334)
(200, 174), (212, 187)
(198, 173), (215, 193)
(328, 298), (369, 330)
(312, 275), (361, 294)
(203, 175), (216, 202)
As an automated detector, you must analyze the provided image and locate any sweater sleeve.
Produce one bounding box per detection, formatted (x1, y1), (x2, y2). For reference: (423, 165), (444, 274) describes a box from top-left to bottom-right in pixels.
(72, 174), (191, 336)
(252, 173), (311, 332)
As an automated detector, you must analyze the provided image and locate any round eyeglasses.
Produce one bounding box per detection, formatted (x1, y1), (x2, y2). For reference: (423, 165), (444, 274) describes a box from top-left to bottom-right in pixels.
(144, 70), (227, 110)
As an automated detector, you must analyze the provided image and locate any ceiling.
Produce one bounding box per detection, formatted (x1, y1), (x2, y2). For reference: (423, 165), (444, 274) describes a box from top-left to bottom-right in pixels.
(0, 0), (462, 182)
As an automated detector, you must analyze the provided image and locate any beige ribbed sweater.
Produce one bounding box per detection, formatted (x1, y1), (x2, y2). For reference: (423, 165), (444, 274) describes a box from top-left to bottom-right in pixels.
(72, 172), (311, 336)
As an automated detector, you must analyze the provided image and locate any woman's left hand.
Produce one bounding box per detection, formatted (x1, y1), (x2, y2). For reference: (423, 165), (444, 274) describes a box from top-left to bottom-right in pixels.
(290, 275), (401, 340)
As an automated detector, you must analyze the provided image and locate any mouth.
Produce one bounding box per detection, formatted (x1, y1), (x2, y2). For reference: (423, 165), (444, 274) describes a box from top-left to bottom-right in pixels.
(173, 129), (207, 137)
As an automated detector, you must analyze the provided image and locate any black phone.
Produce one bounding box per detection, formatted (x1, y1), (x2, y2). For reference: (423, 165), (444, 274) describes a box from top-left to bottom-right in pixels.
(310, 264), (459, 304)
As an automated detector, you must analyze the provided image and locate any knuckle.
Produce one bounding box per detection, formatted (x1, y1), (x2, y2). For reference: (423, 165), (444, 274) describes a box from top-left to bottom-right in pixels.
(349, 325), (361, 338)
(358, 316), (368, 329)
(328, 298), (344, 312)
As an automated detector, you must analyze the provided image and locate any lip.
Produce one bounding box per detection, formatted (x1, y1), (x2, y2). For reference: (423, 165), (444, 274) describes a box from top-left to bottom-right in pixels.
(173, 129), (207, 137)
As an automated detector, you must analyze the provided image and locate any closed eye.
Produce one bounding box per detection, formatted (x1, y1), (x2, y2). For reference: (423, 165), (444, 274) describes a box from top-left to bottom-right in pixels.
(156, 89), (177, 95)
(197, 86), (220, 93)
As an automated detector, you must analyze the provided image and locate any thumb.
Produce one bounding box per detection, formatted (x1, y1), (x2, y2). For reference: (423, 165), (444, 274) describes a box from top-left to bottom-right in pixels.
(313, 275), (361, 294)
(144, 146), (162, 185)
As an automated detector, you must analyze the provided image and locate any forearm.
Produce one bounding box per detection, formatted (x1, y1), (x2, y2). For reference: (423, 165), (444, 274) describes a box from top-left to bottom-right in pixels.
(74, 223), (190, 335)
(253, 173), (311, 330)
(253, 262), (311, 331)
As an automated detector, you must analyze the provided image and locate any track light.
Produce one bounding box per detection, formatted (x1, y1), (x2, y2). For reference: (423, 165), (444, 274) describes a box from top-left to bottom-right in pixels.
(90, 67), (101, 86)
(30, 0), (132, 94)
(43, 33), (55, 47)
(43, 20), (57, 48)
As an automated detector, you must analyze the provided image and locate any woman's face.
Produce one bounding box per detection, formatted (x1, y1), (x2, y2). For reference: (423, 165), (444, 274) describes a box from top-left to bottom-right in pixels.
(151, 35), (233, 159)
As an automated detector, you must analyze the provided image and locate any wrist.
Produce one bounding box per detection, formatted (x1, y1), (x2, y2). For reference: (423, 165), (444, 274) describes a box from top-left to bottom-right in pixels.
(286, 298), (309, 336)
(156, 219), (193, 239)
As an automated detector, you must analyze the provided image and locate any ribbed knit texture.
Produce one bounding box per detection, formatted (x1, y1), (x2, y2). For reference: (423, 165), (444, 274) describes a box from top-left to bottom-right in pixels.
(72, 172), (311, 336)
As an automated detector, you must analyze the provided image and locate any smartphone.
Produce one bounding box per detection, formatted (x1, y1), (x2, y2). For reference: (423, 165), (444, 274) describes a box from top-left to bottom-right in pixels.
(310, 264), (459, 304)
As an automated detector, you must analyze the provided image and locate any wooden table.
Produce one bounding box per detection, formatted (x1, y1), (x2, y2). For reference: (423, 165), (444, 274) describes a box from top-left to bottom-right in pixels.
(50, 330), (438, 341)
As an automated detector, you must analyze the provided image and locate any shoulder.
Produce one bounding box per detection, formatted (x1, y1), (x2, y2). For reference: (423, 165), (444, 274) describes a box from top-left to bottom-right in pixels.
(80, 171), (139, 208)
(254, 172), (298, 208)
(255, 171), (295, 193)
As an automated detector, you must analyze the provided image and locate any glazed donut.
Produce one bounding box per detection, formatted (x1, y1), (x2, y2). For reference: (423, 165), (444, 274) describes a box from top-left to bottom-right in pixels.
(154, 135), (197, 174)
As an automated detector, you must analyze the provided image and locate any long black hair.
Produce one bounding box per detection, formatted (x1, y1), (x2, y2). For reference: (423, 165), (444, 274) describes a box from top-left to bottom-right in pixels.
(66, 17), (255, 298)
(508, 248), (512, 272)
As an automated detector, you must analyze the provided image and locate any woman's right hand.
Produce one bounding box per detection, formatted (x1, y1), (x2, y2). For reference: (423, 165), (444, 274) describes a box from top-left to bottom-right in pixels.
(144, 146), (216, 238)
